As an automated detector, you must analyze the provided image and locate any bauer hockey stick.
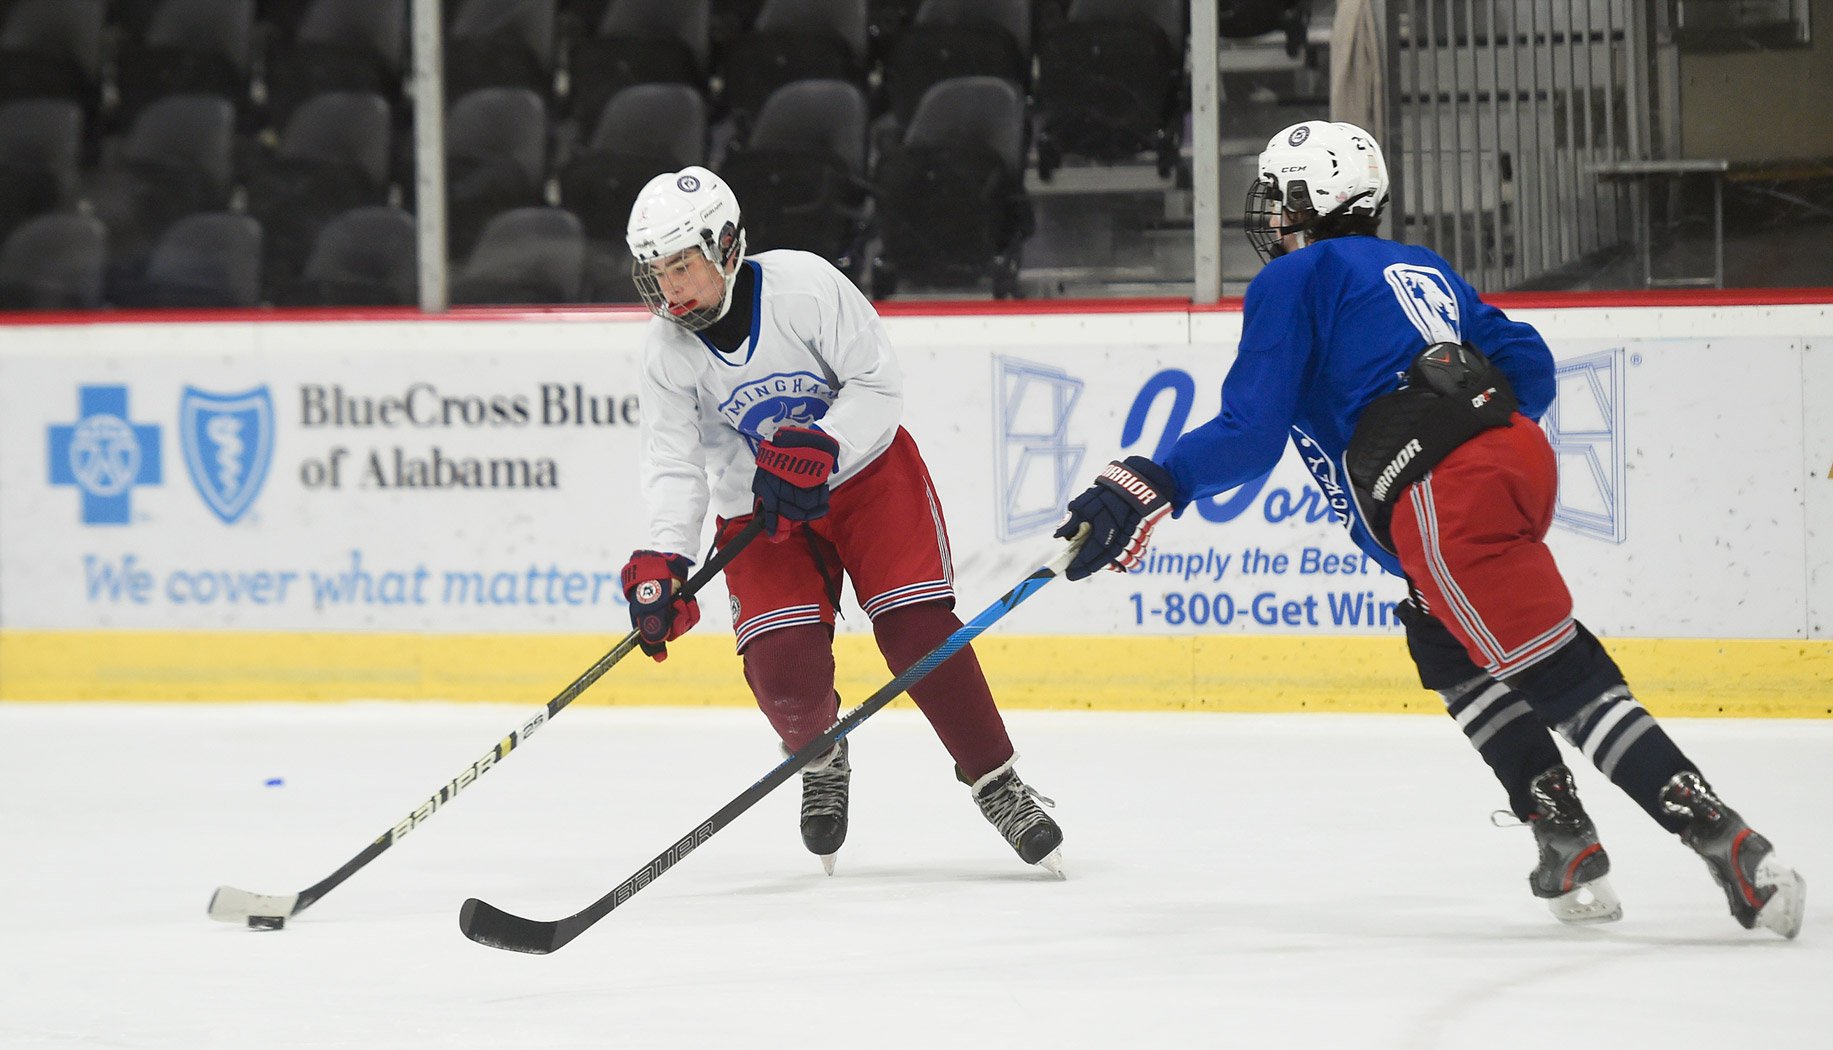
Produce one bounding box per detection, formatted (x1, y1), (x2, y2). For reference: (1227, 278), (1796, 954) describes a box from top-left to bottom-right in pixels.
(208, 517), (766, 929)
(458, 529), (1087, 954)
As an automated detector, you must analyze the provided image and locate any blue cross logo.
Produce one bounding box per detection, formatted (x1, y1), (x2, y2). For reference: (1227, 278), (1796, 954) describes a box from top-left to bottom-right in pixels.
(48, 385), (163, 525)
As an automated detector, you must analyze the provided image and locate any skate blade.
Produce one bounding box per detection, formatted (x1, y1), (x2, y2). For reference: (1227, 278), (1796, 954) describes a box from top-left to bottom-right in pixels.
(1547, 876), (1622, 925)
(819, 853), (837, 876)
(1036, 849), (1066, 880)
(1753, 856), (1805, 940)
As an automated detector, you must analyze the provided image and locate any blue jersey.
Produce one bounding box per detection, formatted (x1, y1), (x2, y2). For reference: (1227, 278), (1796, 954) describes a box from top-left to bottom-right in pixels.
(1161, 235), (1556, 576)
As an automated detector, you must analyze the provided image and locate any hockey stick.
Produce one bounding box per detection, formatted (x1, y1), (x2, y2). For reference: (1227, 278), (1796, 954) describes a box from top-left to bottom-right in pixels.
(207, 518), (765, 929)
(458, 531), (1086, 954)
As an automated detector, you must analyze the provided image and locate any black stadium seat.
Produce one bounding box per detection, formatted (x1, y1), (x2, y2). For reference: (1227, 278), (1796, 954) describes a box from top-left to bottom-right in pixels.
(277, 204), (418, 306)
(264, 0), (407, 127)
(452, 206), (587, 305)
(0, 212), (107, 310)
(444, 87), (550, 257)
(247, 90), (394, 294)
(872, 75), (1032, 298)
(1034, 0), (1186, 179)
(119, 212), (265, 307)
(445, 0), (557, 100)
(115, 0), (256, 126)
(0, 0), (104, 117)
(718, 79), (869, 270)
(881, 0), (1028, 129)
(567, 0), (708, 123)
(559, 83), (706, 241)
(0, 98), (83, 242)
(719, 0), (865, 129)
(84, 93), (238, 279)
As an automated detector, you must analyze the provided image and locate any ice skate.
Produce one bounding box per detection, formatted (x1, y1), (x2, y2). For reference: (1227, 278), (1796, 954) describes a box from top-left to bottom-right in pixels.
(1661, 771), (1805, 939)
(967, 760), (1064, 877)
(798, 738), (850, 875)
(1522, 765), (1621, 925)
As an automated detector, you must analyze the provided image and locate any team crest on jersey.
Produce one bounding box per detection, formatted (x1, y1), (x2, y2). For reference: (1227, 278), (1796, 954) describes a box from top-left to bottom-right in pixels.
(716, 370), (835, 446)
(729, 594), (741, 627)
(1382, 263), (1461, 344)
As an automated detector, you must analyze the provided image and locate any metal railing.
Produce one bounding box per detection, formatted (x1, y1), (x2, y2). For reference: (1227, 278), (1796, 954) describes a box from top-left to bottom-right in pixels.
(1383, 0), (1664, 291)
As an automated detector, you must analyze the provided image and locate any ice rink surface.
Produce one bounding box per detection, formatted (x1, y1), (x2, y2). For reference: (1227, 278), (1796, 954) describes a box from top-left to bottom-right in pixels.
(1, 701), (1826, 1049)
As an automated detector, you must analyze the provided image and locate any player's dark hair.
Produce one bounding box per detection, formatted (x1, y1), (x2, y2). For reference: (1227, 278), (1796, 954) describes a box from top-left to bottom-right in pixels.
(1310, 211), (1383, 240)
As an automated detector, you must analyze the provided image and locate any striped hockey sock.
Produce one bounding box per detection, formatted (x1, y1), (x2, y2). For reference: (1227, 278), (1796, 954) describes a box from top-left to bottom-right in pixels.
(1555, 686), (1695, 831)
(1439, 674), (1563, 820)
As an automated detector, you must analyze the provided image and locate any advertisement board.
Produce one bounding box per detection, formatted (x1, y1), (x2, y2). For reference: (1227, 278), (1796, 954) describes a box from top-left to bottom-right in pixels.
(2, 303), (1828, 711)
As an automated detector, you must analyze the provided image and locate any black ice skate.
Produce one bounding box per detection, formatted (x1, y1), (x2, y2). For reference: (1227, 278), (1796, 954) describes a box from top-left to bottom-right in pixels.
(799, 738), (850, 875)
(1522, 765), (1621, 925)
(1660, 771), (1805, 939)
(967, 760), (1064, 877)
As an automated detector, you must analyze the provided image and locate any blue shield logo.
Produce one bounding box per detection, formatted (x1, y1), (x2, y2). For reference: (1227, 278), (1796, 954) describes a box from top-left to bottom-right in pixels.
(181, 385), (275, 524)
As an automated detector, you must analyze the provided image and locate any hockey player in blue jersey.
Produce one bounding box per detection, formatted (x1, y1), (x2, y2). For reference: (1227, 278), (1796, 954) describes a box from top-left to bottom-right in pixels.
(1055, 120), (1804, 937)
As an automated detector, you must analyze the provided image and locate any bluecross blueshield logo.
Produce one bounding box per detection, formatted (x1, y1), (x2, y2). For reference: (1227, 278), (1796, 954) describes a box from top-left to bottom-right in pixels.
(993, 355), (1084, 540)
(48, 385), (163, 525)
(181, 385), (275, 524)
(1547, 348), (1626, 543)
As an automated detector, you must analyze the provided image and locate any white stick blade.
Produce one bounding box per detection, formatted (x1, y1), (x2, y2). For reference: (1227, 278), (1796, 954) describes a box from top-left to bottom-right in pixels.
(208, 886), (300, 923)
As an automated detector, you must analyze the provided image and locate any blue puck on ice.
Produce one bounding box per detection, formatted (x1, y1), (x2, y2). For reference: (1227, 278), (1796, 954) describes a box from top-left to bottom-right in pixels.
(264, 777), (284, 787)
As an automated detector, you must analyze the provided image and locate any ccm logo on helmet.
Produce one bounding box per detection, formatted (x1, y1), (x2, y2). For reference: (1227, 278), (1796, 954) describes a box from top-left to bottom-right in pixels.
(1099, 463), (1160, 502)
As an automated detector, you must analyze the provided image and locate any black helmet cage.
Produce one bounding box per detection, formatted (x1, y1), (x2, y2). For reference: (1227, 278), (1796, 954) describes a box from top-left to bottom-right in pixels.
(1245, 174), (1310, 263)
(1245, 175), (1384, 264)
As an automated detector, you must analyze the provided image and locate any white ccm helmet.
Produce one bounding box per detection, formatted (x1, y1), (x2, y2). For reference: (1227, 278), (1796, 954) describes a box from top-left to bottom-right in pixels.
(1245, 120), (1390, 263)
(626, 166), (747, 331)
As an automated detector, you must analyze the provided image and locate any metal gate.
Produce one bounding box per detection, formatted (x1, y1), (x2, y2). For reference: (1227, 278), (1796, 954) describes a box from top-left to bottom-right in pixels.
(1384, 0), (1665, 291)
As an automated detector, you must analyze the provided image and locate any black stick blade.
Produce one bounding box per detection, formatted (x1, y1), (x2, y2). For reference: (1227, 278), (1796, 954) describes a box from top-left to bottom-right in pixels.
(458, 898), (562, 954)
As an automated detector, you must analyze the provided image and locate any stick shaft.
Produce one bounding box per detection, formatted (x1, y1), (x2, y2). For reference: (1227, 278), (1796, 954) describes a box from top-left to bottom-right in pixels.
(459, 540), (1079, 953)
(210, 519), (764, 921)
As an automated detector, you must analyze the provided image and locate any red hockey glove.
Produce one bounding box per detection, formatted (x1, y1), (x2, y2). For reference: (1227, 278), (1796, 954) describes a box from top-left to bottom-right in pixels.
(751, 425), (839, 539)
(620, 550), (700, 661)
(1053, 456), (1177, 581)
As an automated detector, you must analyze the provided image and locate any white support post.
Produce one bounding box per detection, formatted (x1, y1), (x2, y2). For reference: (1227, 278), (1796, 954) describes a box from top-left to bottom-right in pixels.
(411, 0), (449, 313)
(1189, 0), (1223, 304)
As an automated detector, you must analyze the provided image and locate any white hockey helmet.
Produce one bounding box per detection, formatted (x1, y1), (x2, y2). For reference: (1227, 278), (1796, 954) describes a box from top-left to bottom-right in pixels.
(626, 166), (747, 330)
(1245, 120), (1390, 262)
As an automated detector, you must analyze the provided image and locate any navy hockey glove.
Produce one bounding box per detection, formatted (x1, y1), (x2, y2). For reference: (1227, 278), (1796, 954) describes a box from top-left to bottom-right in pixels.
(621, 550), (700, 661)
(1053, 456), (1177, 581)
(751, 425), (839, 539)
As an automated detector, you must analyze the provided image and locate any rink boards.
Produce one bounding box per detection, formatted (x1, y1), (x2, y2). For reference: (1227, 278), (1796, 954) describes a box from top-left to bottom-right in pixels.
(1, 295), (1829, 714)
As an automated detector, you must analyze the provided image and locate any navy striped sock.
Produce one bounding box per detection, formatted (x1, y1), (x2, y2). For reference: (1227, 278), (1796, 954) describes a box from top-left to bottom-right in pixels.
(1555, 687), (1694, 831)
(1440, 674), (1563, 820)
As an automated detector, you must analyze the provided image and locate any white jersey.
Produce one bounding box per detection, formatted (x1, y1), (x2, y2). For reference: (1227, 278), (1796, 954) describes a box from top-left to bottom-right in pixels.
(638, 250), (903, 556)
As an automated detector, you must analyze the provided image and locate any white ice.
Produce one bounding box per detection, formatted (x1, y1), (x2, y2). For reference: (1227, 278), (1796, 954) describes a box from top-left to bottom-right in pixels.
(1, 702), (1827, 1049)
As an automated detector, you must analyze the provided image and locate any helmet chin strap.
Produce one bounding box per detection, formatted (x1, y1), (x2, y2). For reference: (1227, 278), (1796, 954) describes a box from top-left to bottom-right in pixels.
(705, 253), (742, 325)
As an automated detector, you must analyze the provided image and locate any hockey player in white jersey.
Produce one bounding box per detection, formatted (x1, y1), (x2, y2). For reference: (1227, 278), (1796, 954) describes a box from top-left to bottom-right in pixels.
(618, 167), (1064, 875)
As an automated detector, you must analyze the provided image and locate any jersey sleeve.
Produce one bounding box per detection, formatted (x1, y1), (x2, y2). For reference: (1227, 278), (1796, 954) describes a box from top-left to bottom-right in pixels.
(1161, 260), (1314, 508)
(802, 263), (902, 468)
(1458, 276), (1556, 420)
(639, 342), (710, 557)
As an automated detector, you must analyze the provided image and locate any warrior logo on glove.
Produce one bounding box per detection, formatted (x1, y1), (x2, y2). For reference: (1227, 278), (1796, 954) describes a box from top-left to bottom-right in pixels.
(751, 425), (840, 538)
(1054, 456), (1178, 582)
